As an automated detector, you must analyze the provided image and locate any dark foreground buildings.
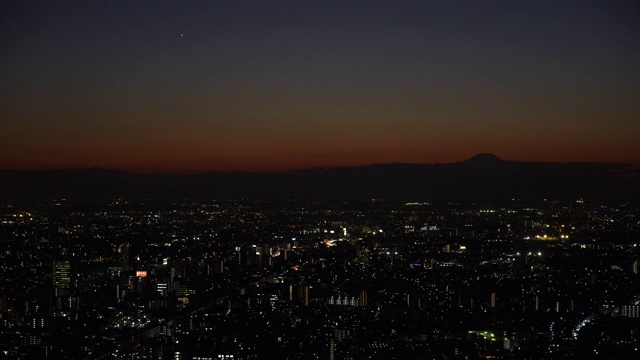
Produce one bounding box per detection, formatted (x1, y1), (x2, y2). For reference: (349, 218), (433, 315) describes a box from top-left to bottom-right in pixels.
(1, 199), (639, 359)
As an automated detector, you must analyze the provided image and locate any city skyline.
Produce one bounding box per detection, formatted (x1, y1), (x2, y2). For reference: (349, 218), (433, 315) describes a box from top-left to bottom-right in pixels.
(2, 198), (639, 358)
(2, 0), (639, 173)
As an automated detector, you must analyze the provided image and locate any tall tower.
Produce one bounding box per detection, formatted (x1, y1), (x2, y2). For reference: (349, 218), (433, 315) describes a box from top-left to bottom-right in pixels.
(298, 285), (309, 306)
(289, 285), (309, 306)
(118, 243), (130, 270)
(52, 261), (71, 297)
(328, 339), (335, 360)
(358, 290), (368, 307)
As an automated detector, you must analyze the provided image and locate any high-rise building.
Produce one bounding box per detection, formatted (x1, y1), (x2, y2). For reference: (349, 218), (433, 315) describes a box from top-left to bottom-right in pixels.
(52, 260), (70, 297)
(621, 305), (640, 318)
(289, 285), (309, 306)
(359, 290), (368, 307)
(215, 259), (225, 274)
(328, 339), (335, 360)
(157, 282), (169, 297)
(118, 243), (130, 270)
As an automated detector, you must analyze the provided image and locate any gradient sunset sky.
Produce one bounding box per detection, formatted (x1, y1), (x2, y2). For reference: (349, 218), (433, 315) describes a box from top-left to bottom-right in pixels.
(1, 0), (639, 173)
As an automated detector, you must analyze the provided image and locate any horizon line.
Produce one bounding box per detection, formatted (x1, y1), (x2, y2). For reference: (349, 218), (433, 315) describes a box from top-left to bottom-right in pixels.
(2, 154), (637, 175)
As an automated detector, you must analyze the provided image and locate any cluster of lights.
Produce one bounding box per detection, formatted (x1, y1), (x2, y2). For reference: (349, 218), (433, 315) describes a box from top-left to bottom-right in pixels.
(572, 316), (593, 339)
(528, 234), (569, 240)
(468, 331), (498, 342)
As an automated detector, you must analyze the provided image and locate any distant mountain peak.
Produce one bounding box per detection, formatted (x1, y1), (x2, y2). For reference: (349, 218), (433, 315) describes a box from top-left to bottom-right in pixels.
(1, 155), (638, 200)
(464, 153), (503, 164)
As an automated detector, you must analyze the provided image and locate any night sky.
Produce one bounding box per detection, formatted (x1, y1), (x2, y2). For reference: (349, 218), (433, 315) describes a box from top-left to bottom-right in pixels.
(2, 0), (639, 173)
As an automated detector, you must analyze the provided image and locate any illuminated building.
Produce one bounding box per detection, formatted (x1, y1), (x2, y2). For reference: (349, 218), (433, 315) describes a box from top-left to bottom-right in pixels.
(52, 260), (70, 297)
(621, 305), (640, 318)
(359, 290), (368, 307)
(289, 285), (309, 306)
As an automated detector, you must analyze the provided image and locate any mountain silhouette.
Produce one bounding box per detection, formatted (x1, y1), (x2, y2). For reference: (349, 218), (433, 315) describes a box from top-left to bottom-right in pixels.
(463, 153), (503, 165)
(1, 155), (638, 200)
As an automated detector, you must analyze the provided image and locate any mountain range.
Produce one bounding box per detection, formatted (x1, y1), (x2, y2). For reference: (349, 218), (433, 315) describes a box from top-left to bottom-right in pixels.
(1, 154), (639, 200)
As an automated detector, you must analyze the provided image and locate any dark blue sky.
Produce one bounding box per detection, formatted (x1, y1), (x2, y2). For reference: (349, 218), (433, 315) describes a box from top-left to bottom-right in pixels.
(2, 0), (639, 172)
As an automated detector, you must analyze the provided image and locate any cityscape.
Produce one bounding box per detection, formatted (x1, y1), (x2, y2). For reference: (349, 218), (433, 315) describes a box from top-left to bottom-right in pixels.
(1, 198), (639, 359)
(2, 1), (639, 358)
